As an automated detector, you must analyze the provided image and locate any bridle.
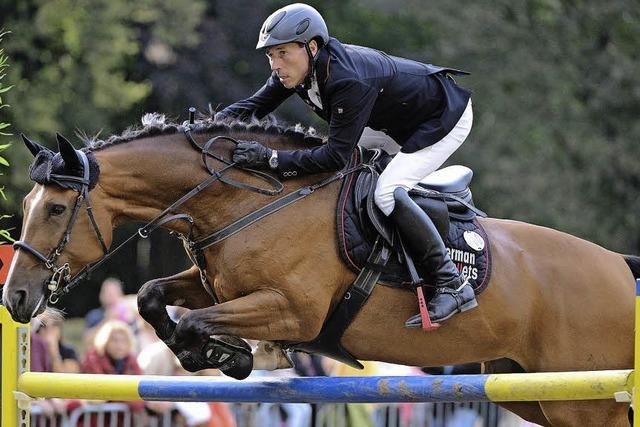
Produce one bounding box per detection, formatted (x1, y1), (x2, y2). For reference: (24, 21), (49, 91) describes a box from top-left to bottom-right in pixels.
(13, 127), (284, 304)
(13, 150), (109, 304)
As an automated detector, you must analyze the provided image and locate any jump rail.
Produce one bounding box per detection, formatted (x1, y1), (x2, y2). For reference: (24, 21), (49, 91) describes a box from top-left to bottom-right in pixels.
(2, 273), (640, 426)
(16, 370), (634, 403)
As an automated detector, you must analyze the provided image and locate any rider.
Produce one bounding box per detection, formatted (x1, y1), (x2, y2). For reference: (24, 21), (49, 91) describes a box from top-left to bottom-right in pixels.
(218, 3), (477, 328)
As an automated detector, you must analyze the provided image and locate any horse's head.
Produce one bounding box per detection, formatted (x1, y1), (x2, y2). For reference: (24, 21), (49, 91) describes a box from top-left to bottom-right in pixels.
(3, 133), (112, 323)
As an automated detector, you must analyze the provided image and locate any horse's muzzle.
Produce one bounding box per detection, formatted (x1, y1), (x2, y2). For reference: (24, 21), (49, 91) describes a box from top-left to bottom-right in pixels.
(3, 285), (46, 324)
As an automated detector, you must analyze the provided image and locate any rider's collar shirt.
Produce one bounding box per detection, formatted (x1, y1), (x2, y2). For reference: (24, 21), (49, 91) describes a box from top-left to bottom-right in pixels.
(307, 73), (323, 110)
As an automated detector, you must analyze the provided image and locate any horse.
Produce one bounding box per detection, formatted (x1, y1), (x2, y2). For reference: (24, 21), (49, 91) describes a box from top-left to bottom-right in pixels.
(3, 113), (637, 426)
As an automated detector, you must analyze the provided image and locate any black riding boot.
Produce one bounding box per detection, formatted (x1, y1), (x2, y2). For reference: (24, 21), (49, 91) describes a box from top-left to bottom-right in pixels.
(390, 188), (478, 327)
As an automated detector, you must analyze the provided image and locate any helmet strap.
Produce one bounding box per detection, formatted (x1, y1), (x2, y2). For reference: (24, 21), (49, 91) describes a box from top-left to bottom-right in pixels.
(303, 42), (316, 89)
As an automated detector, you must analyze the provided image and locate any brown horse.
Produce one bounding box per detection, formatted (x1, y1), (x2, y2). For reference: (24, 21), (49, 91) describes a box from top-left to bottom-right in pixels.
(3, 114), (637, 426)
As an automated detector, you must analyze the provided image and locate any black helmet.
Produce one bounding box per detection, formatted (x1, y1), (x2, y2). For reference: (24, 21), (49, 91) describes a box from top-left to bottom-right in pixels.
(256, 3), (329, 50)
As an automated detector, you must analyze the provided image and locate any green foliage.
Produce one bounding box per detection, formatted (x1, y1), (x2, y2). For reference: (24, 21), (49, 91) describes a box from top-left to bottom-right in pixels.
(1, 0), (206, 215)
(0, 29), (14, 243)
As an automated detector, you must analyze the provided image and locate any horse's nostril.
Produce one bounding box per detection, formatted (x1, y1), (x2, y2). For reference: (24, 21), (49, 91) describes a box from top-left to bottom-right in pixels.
(9, 289), (27, 310)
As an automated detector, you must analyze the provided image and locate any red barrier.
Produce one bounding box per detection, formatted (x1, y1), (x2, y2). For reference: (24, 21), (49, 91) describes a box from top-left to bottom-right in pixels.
(0, 245), (14, 284)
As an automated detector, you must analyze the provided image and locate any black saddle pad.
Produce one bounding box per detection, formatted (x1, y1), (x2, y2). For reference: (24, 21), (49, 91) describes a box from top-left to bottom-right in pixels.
(336, 152), (491, 295)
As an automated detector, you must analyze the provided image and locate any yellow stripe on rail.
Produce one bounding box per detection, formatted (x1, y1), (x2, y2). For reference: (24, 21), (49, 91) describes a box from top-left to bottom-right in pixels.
(485, 370), (634, 402)
(19, 372), (141, 401)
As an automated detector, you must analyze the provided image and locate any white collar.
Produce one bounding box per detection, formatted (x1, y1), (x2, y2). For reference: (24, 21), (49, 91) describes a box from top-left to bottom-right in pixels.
(307, 72), (322, 109)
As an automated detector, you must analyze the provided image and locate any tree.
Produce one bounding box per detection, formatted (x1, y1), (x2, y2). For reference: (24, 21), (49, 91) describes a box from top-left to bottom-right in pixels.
(0, 0), (207, 213)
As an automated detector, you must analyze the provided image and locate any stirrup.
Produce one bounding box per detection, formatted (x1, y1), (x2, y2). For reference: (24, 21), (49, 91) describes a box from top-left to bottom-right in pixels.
(407, 286), (441, 330)
(406, 279), (476, 329)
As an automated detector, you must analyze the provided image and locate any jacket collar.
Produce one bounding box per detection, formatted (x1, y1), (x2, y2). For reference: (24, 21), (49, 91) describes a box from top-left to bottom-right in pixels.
(297, 40), (331, 91)
(303, 42), (332, 110)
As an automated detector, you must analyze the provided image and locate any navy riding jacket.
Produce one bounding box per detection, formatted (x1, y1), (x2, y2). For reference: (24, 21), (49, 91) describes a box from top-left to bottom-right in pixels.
(218, 38), (472, 177)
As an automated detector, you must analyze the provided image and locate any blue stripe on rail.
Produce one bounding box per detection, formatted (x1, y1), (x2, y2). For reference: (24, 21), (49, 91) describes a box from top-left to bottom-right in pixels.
(138, 375), (491, 403)
(636, 278), (640, 296)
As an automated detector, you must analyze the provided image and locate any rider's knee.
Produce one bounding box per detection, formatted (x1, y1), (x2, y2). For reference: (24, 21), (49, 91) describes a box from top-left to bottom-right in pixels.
(374, 184), (396, 216)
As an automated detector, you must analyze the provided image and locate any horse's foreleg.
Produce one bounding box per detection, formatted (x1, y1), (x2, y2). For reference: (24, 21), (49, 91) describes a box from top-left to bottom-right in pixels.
(173, 287), (313, 340)
(137, 266), (213, 341)
(168, 288), (302, 378)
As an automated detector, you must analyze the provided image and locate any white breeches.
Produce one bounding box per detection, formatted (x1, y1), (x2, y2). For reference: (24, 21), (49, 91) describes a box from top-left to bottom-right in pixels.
(361, 99), (473, 216)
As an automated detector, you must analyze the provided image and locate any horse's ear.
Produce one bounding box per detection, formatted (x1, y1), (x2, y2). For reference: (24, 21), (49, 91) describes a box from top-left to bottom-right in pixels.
(56, 133), (82, 170)
(21, 133), (50, 157)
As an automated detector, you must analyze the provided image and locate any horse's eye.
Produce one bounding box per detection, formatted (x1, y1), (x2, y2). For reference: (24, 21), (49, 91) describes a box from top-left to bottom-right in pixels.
(49, 204), (66, 216)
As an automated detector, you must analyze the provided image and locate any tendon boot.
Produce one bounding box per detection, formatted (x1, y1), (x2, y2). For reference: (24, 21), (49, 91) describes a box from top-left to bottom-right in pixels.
(389, 188), (478, 328)
(202, 335), (253, 380)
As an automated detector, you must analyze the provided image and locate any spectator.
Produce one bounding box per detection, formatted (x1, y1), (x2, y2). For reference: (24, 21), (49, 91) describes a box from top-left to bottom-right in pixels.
(69, 320), (145, 426)
(30, 318), (68, 422)
(85, 278), (126, 329)
(37, 315), (80, 373)
(82, 319), (142, 377)
(30, 318), (51, 373)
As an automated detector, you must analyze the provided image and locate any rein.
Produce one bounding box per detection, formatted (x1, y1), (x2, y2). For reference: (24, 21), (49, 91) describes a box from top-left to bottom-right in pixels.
(14, 128), (365, 305)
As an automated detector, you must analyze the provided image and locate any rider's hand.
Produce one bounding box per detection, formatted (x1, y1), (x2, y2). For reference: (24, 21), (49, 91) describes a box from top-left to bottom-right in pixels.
(232, 141), (272, 169)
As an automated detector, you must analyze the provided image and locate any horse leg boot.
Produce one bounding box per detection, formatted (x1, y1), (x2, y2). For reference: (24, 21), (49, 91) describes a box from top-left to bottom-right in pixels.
(201, 335), (254, 380)
(389, 188), (477, 327)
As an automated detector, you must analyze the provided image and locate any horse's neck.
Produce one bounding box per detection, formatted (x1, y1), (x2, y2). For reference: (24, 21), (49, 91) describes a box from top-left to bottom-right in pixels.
(96, 132), (351, 313)
(94, 133), (338, 236)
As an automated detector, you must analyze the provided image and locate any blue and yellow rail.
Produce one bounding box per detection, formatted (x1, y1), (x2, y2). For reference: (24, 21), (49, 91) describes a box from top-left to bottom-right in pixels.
(16, 370), (634, 403)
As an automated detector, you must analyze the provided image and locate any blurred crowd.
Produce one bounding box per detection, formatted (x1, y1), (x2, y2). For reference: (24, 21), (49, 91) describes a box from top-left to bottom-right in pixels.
(30, 277), (531, 427)
(31, 277), (235, 427)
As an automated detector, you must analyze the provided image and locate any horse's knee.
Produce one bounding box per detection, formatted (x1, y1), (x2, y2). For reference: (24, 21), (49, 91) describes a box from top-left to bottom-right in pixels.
(137, 280), (177, 341)
(137, 280), (165, 320)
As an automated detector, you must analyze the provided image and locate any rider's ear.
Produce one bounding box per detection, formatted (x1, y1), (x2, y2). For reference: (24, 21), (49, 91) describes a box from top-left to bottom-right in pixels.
(21, 133), (51, 157)
(56, 133), (82, 171)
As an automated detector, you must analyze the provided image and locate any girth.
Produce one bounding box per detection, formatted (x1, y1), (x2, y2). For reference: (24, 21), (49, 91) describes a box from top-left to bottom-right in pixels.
(288, 237), (391, 368)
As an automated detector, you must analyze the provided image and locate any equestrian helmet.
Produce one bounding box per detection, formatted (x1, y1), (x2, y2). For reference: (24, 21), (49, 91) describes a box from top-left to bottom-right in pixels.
(256, 3), (329, 49)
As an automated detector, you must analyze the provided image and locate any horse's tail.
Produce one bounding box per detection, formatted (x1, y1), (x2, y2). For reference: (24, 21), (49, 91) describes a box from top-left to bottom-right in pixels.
(624, 255), (640, 279)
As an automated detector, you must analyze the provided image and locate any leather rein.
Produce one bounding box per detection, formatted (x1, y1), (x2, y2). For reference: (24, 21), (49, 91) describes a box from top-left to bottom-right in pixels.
(14, 127), (366, 305)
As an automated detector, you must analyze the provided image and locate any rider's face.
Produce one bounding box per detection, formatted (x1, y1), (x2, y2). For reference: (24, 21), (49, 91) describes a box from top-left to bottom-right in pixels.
(266, 41), (317, 88)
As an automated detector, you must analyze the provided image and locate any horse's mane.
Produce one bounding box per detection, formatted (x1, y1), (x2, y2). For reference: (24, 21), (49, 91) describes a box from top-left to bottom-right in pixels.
(83, 113), (325, 153)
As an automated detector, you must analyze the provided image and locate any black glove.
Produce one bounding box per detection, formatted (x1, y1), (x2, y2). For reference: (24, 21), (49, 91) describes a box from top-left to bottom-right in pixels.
(232, 141), (272, 169)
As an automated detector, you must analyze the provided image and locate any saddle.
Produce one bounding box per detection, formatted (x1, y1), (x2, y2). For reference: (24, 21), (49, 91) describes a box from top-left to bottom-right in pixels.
(336, 147), (492, 293)
(290, 147), (493, 367)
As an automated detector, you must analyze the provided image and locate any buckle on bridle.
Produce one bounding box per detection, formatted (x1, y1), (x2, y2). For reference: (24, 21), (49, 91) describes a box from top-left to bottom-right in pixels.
(47, 263), (70, 304)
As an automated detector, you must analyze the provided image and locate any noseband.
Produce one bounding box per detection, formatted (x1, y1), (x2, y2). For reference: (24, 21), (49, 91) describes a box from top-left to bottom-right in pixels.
(12, 129), (285, 304)
(13, 150), (109, 304)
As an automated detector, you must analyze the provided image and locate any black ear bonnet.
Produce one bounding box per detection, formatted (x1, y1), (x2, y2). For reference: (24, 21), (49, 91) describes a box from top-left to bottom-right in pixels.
(24, 134), (100, 191)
